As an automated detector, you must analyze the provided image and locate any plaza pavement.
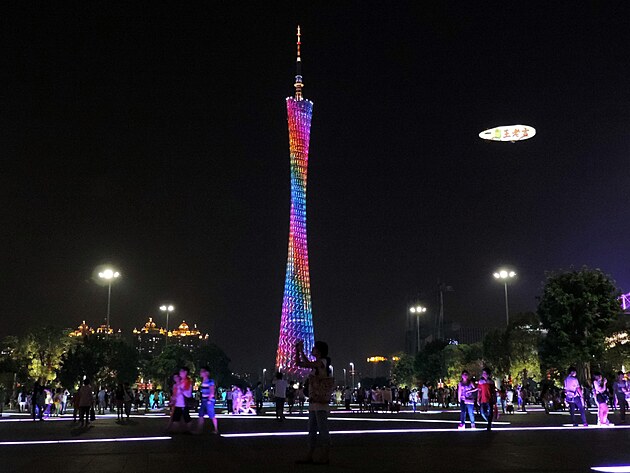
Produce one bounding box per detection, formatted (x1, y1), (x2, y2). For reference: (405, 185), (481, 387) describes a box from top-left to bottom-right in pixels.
(1, 406), (629, 472)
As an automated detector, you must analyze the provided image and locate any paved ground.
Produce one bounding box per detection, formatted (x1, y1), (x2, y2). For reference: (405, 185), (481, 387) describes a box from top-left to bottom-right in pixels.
(1, 406), (629, 472)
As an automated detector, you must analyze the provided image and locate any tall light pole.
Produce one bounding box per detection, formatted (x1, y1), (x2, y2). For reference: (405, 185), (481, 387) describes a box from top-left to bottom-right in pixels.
(160, 304), (175, 345)
(98, 268), (120, 332)
(349, 362), (355, 390)
(262, 368), (267, 388)
(343, 368), (347, 387)
(410, 305), (427, 353)
(493, 269), (516, 326)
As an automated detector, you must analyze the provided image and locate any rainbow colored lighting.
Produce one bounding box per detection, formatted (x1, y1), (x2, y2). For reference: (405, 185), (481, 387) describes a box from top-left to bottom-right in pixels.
(276, 27), (315, 378)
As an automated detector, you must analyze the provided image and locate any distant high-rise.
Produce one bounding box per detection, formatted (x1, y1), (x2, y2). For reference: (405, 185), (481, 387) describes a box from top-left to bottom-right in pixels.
(276, 26), (315, 378)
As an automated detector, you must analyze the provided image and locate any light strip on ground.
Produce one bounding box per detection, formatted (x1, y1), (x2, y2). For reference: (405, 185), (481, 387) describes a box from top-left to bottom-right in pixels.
(0, 436), (171, 446)
(592, 467), (630, 472)
(309, 416), (510, 425)
(221, 423), (630, 439)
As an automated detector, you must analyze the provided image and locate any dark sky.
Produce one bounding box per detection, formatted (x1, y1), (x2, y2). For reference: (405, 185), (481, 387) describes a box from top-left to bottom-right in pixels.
(3, 2), (630, 376)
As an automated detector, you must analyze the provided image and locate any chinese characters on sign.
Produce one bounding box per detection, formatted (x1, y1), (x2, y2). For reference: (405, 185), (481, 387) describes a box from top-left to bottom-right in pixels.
(480, 125), (536, 142)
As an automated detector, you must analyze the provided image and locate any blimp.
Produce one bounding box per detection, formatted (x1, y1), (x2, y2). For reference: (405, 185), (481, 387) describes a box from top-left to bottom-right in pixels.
(479, 125), (536, 142)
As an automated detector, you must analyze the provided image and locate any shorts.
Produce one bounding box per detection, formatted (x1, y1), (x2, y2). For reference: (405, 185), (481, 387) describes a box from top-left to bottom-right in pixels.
(199, 399), (216, 418)
(172, 407), (191, 423)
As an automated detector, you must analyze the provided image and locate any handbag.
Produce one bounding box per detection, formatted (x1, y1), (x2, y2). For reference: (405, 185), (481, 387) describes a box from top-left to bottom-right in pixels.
(596, 392), (609, 404)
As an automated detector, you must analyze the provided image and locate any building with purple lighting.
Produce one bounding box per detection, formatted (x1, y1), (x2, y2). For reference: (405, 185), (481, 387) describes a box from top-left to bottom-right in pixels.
(276, 27), (315, 378)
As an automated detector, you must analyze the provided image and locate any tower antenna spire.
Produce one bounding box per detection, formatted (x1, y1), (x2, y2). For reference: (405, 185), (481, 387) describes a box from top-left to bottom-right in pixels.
(294, 25), (303, 100)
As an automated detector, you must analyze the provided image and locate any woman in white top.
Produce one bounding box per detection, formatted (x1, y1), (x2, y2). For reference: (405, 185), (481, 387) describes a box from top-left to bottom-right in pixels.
(296, 340), (332, 465)
(593, 372), (610, 426)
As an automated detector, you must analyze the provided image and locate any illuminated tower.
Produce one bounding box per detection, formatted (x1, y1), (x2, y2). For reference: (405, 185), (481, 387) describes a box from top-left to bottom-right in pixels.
(276, 26), (315, 377)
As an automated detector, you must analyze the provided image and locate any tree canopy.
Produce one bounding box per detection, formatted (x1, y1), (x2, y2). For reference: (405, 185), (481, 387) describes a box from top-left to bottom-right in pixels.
(538, 267), (622, 380)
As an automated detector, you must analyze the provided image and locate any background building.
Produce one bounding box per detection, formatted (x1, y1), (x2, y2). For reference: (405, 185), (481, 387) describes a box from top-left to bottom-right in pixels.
(169, 320), (209, 352)
(133, 317), (166, 356)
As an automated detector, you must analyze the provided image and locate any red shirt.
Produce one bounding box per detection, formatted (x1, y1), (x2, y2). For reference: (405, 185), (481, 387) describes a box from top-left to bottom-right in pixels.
(478, 379), (494, 403)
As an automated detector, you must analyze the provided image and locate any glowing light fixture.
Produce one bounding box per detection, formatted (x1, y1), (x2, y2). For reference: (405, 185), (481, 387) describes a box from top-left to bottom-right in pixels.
(493, 268), (516, 326)
(98, 267), (121, 331)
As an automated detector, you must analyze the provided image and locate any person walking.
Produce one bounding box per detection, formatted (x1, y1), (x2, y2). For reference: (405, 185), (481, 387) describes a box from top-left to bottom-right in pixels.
(196, 367), (219, 434)
(272, 372), (288, 421)
(593, 372), (611, 426)
(457, 370), (477, 429)
(78, 378), (94, 427)
(564, 367), (588, 427)
(296, 340), (333, 465)
(613, 371), (628, 424)
(478, 368), (496, 431)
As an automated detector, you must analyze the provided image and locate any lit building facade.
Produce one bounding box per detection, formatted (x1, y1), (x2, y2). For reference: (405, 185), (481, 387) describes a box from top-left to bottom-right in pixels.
(133, 317), (166, 356)
(276, 26), (316, 378)
(169, 320), (209, 352)
(69, 321), (95, 338)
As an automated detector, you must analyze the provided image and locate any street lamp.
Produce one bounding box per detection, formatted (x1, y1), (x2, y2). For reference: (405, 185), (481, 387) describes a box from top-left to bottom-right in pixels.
(493, 269), (516, 326)
(409, 305), (427, 353)
(343, 368), (347, 387)
(98, 268), (120, 332)
(159, 304), (175, 344)
(349, 362), (355, 390)
(262, 368), (267, 388)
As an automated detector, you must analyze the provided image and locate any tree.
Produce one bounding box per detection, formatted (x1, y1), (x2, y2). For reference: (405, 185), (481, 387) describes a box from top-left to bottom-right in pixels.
(538, 267), (622, 381)
(58, 337), (139, 389)
(148, 344), (195, 389)
(18, 327), (72, 384)
(414, 340), (448, 384)
(483, 313), (543, 385)
(194, 343), (231, 386)
(391, 352), (415, 387)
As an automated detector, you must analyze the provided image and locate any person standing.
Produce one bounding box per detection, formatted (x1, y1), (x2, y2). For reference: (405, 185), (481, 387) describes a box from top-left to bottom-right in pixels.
(421, 384), (430, 412)
(226, 386), (233, 415)
(457, 370), (477, 429)
(613, 371), (628, 424)
(409, 389), (418, 413)
(296, 340), (333, 465)
(97, 387), (106, 414)
(123, 383), (134, 420)
(197, 367), (219, 434)
(343, 386), (352, 411)
(593, 372), (611, 426)
(297, 384), (306, 414)
(78, 378), (94, 427)
(564, 367), (588, 427)
(254, 382), (264, 415)
(478, 368), (496, 431)
(115, 384), (124, 421)
(272, 372), (288, 421)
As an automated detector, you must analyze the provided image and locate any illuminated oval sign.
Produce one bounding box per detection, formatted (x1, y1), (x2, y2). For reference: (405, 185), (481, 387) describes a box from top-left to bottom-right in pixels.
(479, 125), (536, 142)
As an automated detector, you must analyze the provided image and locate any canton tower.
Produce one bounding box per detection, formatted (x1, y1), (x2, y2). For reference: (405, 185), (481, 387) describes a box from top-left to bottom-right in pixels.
(276, 26), (315, 378)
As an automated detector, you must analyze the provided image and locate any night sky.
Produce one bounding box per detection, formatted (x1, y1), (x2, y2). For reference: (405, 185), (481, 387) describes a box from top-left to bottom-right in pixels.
(3, 2), (630, 376)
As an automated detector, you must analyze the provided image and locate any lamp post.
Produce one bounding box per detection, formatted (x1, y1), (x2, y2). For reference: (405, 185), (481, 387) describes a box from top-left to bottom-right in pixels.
(493, 269), (516, 326)
(262, 368), (267, 388)
(98, 268), (120, 332)
(409, 305), (427, 353)
(159, 304), (175, 345)
(349, 362), (355, 390)
(343, 368), (347, 387)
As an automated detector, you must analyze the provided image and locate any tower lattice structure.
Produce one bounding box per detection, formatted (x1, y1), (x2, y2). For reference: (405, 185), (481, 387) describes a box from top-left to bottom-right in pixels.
(276, 26), (315, 378)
